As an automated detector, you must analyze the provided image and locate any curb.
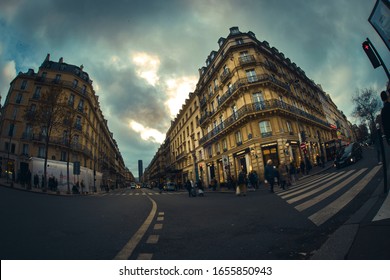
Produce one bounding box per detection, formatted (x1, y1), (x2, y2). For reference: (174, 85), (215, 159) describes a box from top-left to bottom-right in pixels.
(310, 165), (388, 259)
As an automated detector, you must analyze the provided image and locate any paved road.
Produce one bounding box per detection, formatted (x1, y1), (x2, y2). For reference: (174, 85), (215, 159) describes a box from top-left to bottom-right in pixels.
(0, 146), (383, 260)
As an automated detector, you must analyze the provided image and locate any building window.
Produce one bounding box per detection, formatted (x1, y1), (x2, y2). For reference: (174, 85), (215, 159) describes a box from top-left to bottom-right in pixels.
(24, 125), (33, 138)
(61, 151), (67, 161)
(22, 144), (29, 155)
(286, 121), (293, 135)
(5, 142), (16, 154)
(259, 121), (272, 137)
(68, 94), (75, 107)
(30, 104), (36, 112)
(222, 138), (228, 151)
(246, 69), (257, 83)
(38, 147), (46, 158)
(54, 74), (61, 83)
(33, 87), (41, 99)
(8, 124), (15, 137)
(216, 142), (221, 154)
(21, 80), (27, 90)
(75, 116), (82, 131)
(252, 92), (265, 109)
(41, 126), (48, 137)
(235, 130), (243, 145)
(73, 79), (78, 88)
(12, 108), (18, 119)
(77, 99), (84, 112)
(15, 93), (22, 104)
(235, 38), (244, 45)
(208, 146), (213, 158)
(214, 78), (218, 91)
(232, 104), (238, 120)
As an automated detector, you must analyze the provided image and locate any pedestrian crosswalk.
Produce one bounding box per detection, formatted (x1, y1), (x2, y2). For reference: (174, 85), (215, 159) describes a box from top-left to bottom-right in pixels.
(275, 166), (382, 226)
(98, 190), (185, 197)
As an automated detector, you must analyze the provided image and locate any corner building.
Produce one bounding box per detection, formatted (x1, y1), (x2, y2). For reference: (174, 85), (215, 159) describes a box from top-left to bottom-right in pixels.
(0, 54), (129, 191)
(196, 27), (334, 185)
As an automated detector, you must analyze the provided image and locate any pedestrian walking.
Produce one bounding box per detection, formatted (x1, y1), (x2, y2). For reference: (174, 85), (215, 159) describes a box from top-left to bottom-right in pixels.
(197, 180), (204, 196)
(278, 161), (288, 190)
(34, 174), (39, 188)
(158, 181), (164, 194)
(373, 130), (382, 164)
(237, 168), (247, 196)
(305, 157), (312, 174)
(289, 161), (297, 185)
(299, 160), (305, 176)
(248, 170), (259, 189)
(264, 159), (276, 193)
(186, 179), (192, 197)
(381, 90), (390, 145)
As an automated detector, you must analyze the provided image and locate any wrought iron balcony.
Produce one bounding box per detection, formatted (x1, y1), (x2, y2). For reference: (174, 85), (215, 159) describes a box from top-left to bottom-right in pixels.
(199, 99), (329, 145)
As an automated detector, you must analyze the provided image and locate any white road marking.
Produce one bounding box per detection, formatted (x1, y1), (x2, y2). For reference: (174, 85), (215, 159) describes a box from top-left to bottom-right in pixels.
(309, 165), (381, 226)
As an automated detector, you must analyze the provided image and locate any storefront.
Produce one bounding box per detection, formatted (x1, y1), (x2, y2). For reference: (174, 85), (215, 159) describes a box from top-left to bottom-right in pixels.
(233, 148), (250, 175)
(261, 142), (279, 166)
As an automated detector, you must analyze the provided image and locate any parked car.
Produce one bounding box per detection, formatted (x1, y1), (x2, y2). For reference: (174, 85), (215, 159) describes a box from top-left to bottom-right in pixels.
(334, 142), (363, 168)
(164, 182), (177, 191)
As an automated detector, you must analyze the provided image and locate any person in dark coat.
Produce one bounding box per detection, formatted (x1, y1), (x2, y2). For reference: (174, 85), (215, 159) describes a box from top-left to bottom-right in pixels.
(381, 90), (390, 145)
(34, 174), (39, 188)
(264, 159), (276, 193)
(237, 168), (247, 196)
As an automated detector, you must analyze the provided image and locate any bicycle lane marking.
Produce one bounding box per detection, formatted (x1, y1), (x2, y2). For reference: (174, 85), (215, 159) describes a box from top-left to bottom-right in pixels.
(113, 191), (157, 260)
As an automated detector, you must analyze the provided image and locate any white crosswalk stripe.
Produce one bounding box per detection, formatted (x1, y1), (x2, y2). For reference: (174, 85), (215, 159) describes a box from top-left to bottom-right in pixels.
(97, 191), (184, 196)
(277, 166), (382, 226)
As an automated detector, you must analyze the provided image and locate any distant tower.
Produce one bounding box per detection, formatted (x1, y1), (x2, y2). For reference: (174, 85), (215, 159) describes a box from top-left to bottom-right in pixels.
(138, 160), (143, 182)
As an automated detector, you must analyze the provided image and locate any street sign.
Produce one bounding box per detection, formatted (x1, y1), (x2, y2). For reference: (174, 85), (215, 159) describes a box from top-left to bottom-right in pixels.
(300, 143), (306, 150)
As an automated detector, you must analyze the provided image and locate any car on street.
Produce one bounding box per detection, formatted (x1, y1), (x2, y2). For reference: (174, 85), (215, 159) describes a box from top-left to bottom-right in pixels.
(129, 182), (137, 189)
(164, 182), (177, 191)
(334, 142), (363, 168)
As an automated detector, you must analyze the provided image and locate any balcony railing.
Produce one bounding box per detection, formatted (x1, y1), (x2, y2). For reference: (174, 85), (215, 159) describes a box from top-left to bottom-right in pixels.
(220, 68), (231, 83)
(196, 74), (291, 126)
(21, 133), (92, 158)
(199, 99), (329, 145)
(239, 55), (256, 65)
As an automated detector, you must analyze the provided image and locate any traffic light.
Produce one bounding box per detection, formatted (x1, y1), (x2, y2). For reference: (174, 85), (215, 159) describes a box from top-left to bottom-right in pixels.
(362, 41), (381, 69)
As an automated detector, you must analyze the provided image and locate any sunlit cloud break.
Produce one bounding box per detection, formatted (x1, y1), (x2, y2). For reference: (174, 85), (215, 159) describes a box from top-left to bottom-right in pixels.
(129, 120), (165, 144)
(165, 76), (198, 118)
(132, 52), (160, 86)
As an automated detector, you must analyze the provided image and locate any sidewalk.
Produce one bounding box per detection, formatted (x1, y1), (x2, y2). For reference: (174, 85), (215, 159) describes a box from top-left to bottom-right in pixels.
(311, 146), (390, 260)
(0, 177), (87, 196)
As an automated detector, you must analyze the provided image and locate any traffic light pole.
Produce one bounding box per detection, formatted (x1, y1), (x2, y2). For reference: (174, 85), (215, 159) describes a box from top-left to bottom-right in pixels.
(366, 37), (390, 81)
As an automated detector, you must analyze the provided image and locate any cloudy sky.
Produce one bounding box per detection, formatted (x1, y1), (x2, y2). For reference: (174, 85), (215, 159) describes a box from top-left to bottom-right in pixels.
(1, 0), (389, 177)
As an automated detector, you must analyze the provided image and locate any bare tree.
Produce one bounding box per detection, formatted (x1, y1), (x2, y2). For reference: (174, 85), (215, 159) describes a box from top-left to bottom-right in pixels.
(24, 84), (68, 191)
(351, 87), (382, 133)
(62, 106), (80, 194)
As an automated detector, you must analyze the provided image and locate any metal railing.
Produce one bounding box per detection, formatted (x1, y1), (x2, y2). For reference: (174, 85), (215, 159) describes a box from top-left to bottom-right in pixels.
(199, 99), (329, 145)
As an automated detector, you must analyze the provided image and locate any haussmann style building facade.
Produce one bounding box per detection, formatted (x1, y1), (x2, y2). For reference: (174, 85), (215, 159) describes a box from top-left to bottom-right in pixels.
(0, 54), (133, 192)
(146, 27), (355, 188)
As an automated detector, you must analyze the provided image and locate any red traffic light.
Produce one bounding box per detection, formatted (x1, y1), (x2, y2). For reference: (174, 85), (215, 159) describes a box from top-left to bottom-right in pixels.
(362, 41), (381, 69)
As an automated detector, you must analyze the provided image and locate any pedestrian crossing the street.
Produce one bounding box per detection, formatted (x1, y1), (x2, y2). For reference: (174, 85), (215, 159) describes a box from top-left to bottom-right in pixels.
(275, 166), (382, 226)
